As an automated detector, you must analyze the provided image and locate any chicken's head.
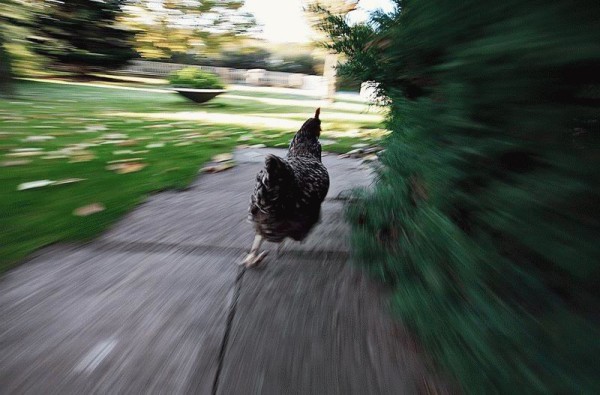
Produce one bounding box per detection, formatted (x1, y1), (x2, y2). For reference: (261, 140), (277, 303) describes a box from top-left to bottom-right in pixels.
(299, 108), (322, 138)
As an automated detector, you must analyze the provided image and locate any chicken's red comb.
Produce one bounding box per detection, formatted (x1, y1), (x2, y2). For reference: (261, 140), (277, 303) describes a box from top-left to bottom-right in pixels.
(315, 108), (320, 119)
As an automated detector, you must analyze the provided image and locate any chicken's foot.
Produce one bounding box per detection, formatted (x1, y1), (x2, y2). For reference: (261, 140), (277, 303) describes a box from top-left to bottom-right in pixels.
(242, 234), (268, 268)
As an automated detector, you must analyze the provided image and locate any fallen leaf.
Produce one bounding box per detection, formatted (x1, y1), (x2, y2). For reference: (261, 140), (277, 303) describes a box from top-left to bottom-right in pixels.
(85, 125), (107, 132)
(208, 131), (226, 138)
(145, 123), (174, 129)
(71, 143), (98, 149)
(41, 155), (68, 160)
(53, 178), (85, 186)
(71, 149), (94, 155)
(106, 162), (147, 174)
(17, 180), (54, 191)
(202, 161), (235, 173)
(345, 148), (364, 158)
(117, 139), (138, 147)
(102, 133), (128, 140)
(74, 203), (105, 216)
(320, 139), (337, 146)
(11, 148), (43, 152)
(105, 164), (121, 171)
(7, 151), (44, 157)
(100, 140), (126, 145)
(117, 162), (146, 174)
(107, 158), (144, 164)
(23, 135), (55, 142)
(69, 152), (96, 162)
(1, 159), (31, 167)
(212, 153), (234, 163)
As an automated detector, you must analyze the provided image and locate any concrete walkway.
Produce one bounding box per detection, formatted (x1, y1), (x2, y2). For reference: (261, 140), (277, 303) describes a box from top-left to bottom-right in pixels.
(0, 149), (443, 394)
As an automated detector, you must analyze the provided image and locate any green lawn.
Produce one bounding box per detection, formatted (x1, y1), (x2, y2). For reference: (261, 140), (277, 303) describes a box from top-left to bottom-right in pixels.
(0, 79), (386, 271)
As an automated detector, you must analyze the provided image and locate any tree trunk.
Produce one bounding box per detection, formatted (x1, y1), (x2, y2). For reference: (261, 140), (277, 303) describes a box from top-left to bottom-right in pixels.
(323, 53), (337, 102)
(0, 29), (15, 98)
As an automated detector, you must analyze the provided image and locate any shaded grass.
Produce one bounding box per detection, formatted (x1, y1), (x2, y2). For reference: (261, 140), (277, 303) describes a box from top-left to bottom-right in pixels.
(0, 80), (384, 271)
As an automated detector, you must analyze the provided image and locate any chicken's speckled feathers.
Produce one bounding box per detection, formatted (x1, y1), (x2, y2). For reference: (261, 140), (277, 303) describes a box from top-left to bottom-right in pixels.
(248, 109), (329, 242)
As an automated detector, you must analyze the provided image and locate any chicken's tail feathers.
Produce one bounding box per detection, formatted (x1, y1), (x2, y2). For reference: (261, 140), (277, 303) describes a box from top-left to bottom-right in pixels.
(265, 154), (288, 175)
(251, 155), (291, 215)
(262, 154), (294, 188)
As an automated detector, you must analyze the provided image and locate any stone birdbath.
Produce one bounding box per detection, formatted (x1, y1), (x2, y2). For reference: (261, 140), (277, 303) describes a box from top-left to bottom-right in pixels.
(169, 67), (226, 104)
(172, 88), (226, 104)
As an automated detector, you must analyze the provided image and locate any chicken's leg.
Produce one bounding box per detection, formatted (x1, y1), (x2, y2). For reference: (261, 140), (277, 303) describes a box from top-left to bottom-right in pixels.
(242, 234), (268, 267)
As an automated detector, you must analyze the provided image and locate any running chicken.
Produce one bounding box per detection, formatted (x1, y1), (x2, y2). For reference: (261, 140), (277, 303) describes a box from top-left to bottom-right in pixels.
(243, 108), (330, 267)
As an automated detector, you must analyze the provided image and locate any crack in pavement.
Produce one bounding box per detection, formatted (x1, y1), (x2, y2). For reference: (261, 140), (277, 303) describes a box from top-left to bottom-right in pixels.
(211, 265), (246, 395)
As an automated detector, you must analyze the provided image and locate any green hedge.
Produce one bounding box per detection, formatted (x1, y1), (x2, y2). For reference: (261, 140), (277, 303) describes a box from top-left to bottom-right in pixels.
(322, 0), (600, 393)
(168, 67), (224, 89)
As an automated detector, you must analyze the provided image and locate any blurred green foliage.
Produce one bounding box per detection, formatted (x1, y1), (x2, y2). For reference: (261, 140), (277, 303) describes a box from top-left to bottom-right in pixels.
(320, 0), (600, 393)
(29, 0), (136, 73)
(219, 48), (271, 70)
(268, 54), (319, 75)
(168, 67), (224, 89)
(168, 47), (323, 75)
(335, 74), (361, 93)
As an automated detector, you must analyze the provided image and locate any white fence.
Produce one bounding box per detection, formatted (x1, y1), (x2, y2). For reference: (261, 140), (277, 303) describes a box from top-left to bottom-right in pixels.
(118, 60), (328, 93)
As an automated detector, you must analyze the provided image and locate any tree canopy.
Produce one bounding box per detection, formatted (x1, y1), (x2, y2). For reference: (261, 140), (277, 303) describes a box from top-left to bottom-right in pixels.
(122, 0), (258, 60)
(0, 0), (31, 95)
(29, 0), (136, 73)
